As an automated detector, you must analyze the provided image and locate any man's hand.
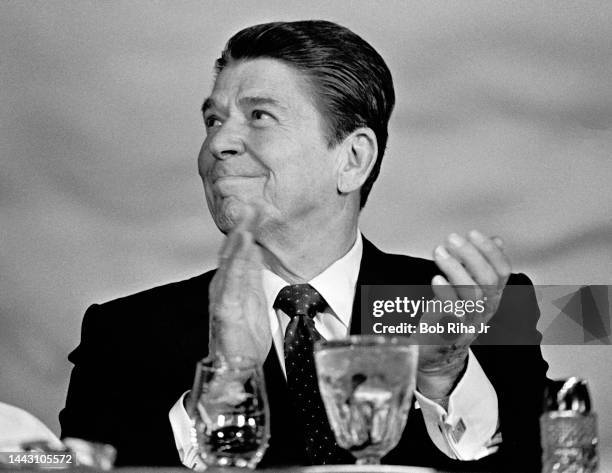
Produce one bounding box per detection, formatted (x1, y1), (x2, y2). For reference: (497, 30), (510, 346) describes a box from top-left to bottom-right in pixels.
(208, 207), (272, 366)
(416, 230), (511, 400)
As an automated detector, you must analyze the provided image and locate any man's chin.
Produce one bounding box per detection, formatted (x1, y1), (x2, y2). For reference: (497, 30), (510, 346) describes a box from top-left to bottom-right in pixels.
(212, 199), (251, 234)
(210, 197), (277, 238)
(213, 213), (240, 235)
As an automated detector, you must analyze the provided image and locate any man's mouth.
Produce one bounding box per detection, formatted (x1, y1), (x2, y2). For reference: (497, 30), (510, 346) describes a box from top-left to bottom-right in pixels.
(208, 174), (265, 198)
(212, 175), (261, 184)
(209, 168), (264, 184)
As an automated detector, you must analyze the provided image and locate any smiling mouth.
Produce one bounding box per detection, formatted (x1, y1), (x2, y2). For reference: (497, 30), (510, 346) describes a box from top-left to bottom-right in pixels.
(209, 175), (265, 198)
(212, 175), (262, 184)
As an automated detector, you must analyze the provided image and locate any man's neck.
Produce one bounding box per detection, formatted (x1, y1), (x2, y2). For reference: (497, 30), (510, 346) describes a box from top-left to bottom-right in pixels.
(259, 214), (359, 284)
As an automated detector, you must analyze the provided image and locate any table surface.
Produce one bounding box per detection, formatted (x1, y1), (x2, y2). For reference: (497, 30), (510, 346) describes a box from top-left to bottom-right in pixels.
(3, 467), (444, 472)
(6, 465), (607, 473)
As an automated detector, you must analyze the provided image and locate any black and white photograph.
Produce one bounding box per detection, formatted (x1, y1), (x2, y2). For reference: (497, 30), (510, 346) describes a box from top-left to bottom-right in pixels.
(1, 1), (611, 472)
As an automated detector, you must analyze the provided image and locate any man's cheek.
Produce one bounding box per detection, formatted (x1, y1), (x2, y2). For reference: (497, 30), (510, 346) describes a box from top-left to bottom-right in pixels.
(197, 147), (212, 175)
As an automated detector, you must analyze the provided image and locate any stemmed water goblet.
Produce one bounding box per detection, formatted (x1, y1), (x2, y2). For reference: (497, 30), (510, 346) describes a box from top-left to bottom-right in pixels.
(314, 335), (418, 465)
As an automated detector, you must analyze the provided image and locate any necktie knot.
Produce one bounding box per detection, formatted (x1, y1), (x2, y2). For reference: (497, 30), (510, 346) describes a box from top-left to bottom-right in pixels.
(273, 284), (327, 319)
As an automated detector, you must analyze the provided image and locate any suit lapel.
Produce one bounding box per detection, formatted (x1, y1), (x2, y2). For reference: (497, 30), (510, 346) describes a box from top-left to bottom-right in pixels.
(350, 235), (388, 335)
(349, 236), (438, 336)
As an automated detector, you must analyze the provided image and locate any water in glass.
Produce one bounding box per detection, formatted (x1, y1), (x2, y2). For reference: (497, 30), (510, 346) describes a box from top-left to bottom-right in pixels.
(315, 336), (418, 465)
(189, 356), (270, 469)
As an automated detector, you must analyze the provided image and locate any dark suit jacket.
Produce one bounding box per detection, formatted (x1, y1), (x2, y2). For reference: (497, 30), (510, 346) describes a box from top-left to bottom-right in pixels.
(60, 237), (548, 471)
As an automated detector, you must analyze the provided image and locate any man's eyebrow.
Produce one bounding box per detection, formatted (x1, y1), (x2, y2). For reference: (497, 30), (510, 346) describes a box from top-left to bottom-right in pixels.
(237, 96), (288, 111)
(201, 95), (288, 116)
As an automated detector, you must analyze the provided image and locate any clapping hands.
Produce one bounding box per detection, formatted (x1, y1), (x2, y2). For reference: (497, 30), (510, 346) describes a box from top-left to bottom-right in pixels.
(416, 230), (511, 398)
(208, 207), (272, 366)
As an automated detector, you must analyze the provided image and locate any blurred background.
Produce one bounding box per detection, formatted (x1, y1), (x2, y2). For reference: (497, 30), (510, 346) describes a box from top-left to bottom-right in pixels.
(1, 0), (610, 465)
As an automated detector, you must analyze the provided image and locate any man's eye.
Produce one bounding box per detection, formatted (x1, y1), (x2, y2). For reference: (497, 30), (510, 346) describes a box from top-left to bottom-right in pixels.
(204, 116), (222, 128)
(251, 110), (274, 122)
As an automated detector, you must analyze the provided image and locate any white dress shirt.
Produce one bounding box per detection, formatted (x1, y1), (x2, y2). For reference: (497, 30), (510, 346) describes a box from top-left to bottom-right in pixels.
(169, 233), (500, 468)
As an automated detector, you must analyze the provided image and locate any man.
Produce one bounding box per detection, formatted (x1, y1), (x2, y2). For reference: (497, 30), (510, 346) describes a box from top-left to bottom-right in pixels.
(60, 20), (548, 471)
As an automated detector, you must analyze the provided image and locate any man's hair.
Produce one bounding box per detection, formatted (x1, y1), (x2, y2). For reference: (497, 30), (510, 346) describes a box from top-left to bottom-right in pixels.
(215, 20), (395, 208)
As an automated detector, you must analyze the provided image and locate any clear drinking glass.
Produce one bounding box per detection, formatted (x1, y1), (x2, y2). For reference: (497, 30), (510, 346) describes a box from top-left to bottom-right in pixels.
(314, 336), (418, 465)
(189, 356), (270, 469)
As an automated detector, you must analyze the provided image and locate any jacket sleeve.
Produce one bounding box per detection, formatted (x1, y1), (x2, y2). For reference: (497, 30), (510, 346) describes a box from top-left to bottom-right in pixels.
(470, 272), (550, 472)
(59, 303), (184, 467)
(386, 272), (549, 473)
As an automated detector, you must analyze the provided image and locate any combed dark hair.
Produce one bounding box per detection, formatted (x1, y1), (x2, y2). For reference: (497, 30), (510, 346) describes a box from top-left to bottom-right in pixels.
(215, 20), (395, 208)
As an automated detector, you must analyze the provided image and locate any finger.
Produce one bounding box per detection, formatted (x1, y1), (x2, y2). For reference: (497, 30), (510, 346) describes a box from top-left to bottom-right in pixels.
(415, 276), (458, 345)
(244, 248), (266, 326)
(241, 238), (263, 289)
(446, 233), (499, 290)
(213, 231), (240, 296)
(433, 245), (482, 300)
(219, 205), (258, 262)
(219, 230), (253, 303)
(214, 208), (259, 309)
(431, 275), (458, 302)
(247, 241), (264, 267)
(240, 204), (262, 234)
(492, 236), (504, 250)
(219, 225), (243, 262)
(242, 242), (272, 357)
(467, 231), (511, 287)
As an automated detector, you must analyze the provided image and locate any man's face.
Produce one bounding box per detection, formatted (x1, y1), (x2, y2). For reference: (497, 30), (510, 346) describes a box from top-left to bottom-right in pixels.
(198, 58), (341, 235)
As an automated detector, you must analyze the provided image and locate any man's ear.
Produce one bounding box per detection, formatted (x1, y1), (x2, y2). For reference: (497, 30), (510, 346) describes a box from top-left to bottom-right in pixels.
(337, 128), (378, 194)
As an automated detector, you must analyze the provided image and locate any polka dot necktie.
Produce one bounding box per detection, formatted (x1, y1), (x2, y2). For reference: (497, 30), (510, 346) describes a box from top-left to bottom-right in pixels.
(274, 284), (353, 465)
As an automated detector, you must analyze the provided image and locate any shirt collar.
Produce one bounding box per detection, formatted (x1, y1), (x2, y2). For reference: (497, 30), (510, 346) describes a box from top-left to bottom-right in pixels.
(261, 232), (363, 329)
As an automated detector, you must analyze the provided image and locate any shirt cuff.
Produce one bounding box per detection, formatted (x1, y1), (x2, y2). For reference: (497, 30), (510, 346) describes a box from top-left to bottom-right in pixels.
(168, 391), (207, 470)
(414, 349), (499, 460)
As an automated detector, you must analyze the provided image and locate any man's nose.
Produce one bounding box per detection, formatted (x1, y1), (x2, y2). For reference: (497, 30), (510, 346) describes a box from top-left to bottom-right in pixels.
(207, 121), (246, 159)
